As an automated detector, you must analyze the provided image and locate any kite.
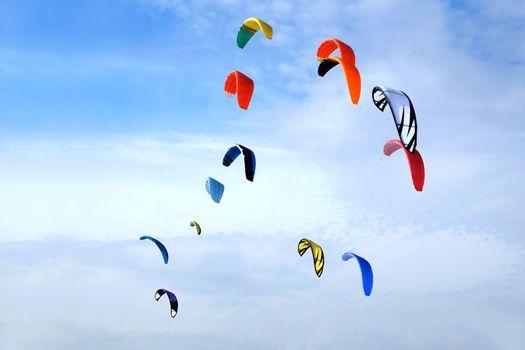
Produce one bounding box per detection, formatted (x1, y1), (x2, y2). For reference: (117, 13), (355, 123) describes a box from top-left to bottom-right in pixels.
(155, 289), (179, 318)
(222, 144), (256, 182)
(190, 220), (201, 235)
(342, 252), (374, 296)
(139, 236), (169, 264)
(298, 238), (325, 277)
(372, 86), (418, 152)
(237, 17), (273, 48)
(224, 70), (254, 110)
(317, 38), (361, 104)
(383, 139), (425, 191)
(206, 177), (225, 203)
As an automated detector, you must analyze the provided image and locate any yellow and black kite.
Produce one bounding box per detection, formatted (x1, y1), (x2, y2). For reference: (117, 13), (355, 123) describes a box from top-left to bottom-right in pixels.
(298, 238), (325, 277)
(190, 220), (201, 235)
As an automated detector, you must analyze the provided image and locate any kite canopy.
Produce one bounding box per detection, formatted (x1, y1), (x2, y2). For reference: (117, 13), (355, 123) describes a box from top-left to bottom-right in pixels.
(317, 38), (356, 65)
(140, 236), (169, 264)
(155, 289), (179, 318)
(373, 86), (418, 153)
(342, 252), (374, 296)
(223, 144), (256, 182)
(224, 70), (254, 110)
(190, 220), (201, 235)
(316, 38), (361, 104)
(205, 177), (225, 203)
(237, 17), (273, 49)
(298, 238), (325, 277)
(383, 139), (425, 192)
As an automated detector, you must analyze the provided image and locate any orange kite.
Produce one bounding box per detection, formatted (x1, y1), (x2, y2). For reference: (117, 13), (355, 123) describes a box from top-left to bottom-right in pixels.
(224, 70), (254, 110)
(316, 38), (361, 104)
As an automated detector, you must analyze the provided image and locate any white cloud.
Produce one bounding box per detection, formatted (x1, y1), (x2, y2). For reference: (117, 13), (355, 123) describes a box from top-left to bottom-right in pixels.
(0, 135), (343, 240)
(0, 233), (523, 349)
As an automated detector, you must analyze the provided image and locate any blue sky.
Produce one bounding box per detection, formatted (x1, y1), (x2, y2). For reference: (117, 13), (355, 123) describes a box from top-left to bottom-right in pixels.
(1, 0), (524, 349)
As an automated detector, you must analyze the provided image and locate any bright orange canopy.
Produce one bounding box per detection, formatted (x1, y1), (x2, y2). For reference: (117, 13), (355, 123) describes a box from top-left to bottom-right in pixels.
(224, 70), (254, 110)
(316, 38), (361, 104)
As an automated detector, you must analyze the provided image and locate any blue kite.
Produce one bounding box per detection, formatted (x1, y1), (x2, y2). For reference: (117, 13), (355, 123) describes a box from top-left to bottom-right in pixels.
(222, 144), (256, 182)
(206, 177), (225, 204)
(140, 236), (169, 264)
(342, 252), (374, 296)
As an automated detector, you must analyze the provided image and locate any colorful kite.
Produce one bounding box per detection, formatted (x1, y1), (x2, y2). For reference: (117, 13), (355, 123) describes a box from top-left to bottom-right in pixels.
(224, 70), (254, 110)
(155, 289), (179, 318)
(317, 38), (361, 104)
(223, 144), (256, 182)
(190, 220), (201, 235)
(383, 139), (425, 191)
(237, 17), (273, 48)
(140, 236), (169, 264)
(373, 86), (418, 153)
(298, 238), (325, 277)
(342, 252), (374, 296)
(206, 177), (225, 204)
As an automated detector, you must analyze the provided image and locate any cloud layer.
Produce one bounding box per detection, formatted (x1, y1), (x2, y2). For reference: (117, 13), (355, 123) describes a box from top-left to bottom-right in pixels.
(1, 233), (523, 350)
(0, 0), (524, 348)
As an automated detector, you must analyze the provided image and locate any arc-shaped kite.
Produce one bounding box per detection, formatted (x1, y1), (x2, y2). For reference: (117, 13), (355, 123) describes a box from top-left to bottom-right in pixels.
(298, 238), (325, 277)
(342, 252), (374, 296)
(237, 17), (273, 49)
(190, 220), (201, 235)
(383, 139), (425, 192)
(206, 177), (225, 203)
(316, 38), (361, 104)
(373, 86), (418, 153)
(224, 70), (254, 110)
(155, 289), (178, 318)
(223, 144), (256, 182)
(140, 236), (169, 264)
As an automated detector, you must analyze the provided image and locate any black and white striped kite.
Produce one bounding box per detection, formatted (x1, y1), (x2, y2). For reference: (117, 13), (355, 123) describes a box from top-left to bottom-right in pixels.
(372, 86), (418, 153)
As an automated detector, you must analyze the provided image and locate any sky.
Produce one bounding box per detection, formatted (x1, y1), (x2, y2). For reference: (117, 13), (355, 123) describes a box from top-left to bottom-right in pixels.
(0, 0), (524, 349)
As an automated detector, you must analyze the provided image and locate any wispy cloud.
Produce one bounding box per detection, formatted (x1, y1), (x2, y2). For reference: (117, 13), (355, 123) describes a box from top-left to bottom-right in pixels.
(0, 135), (343, 240)
(1, 232), (523, 349)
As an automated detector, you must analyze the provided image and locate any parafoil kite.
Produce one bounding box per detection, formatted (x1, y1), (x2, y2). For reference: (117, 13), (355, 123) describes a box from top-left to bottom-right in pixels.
(140, 236), (169, 264)
(342, 252), (374, 296)
(224, 70), (254, 110)
(372, 86), (418, 152)
(155, 289), (178, 318)
(223, 144), (256, 182)
(190, 220), (201, 235)
(317, 38), (361, 104)
(206, 177), (225, 204)
(237, 17), (273, 49)
(383, 139), (425, 191)
(298, 238), (325, 277)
